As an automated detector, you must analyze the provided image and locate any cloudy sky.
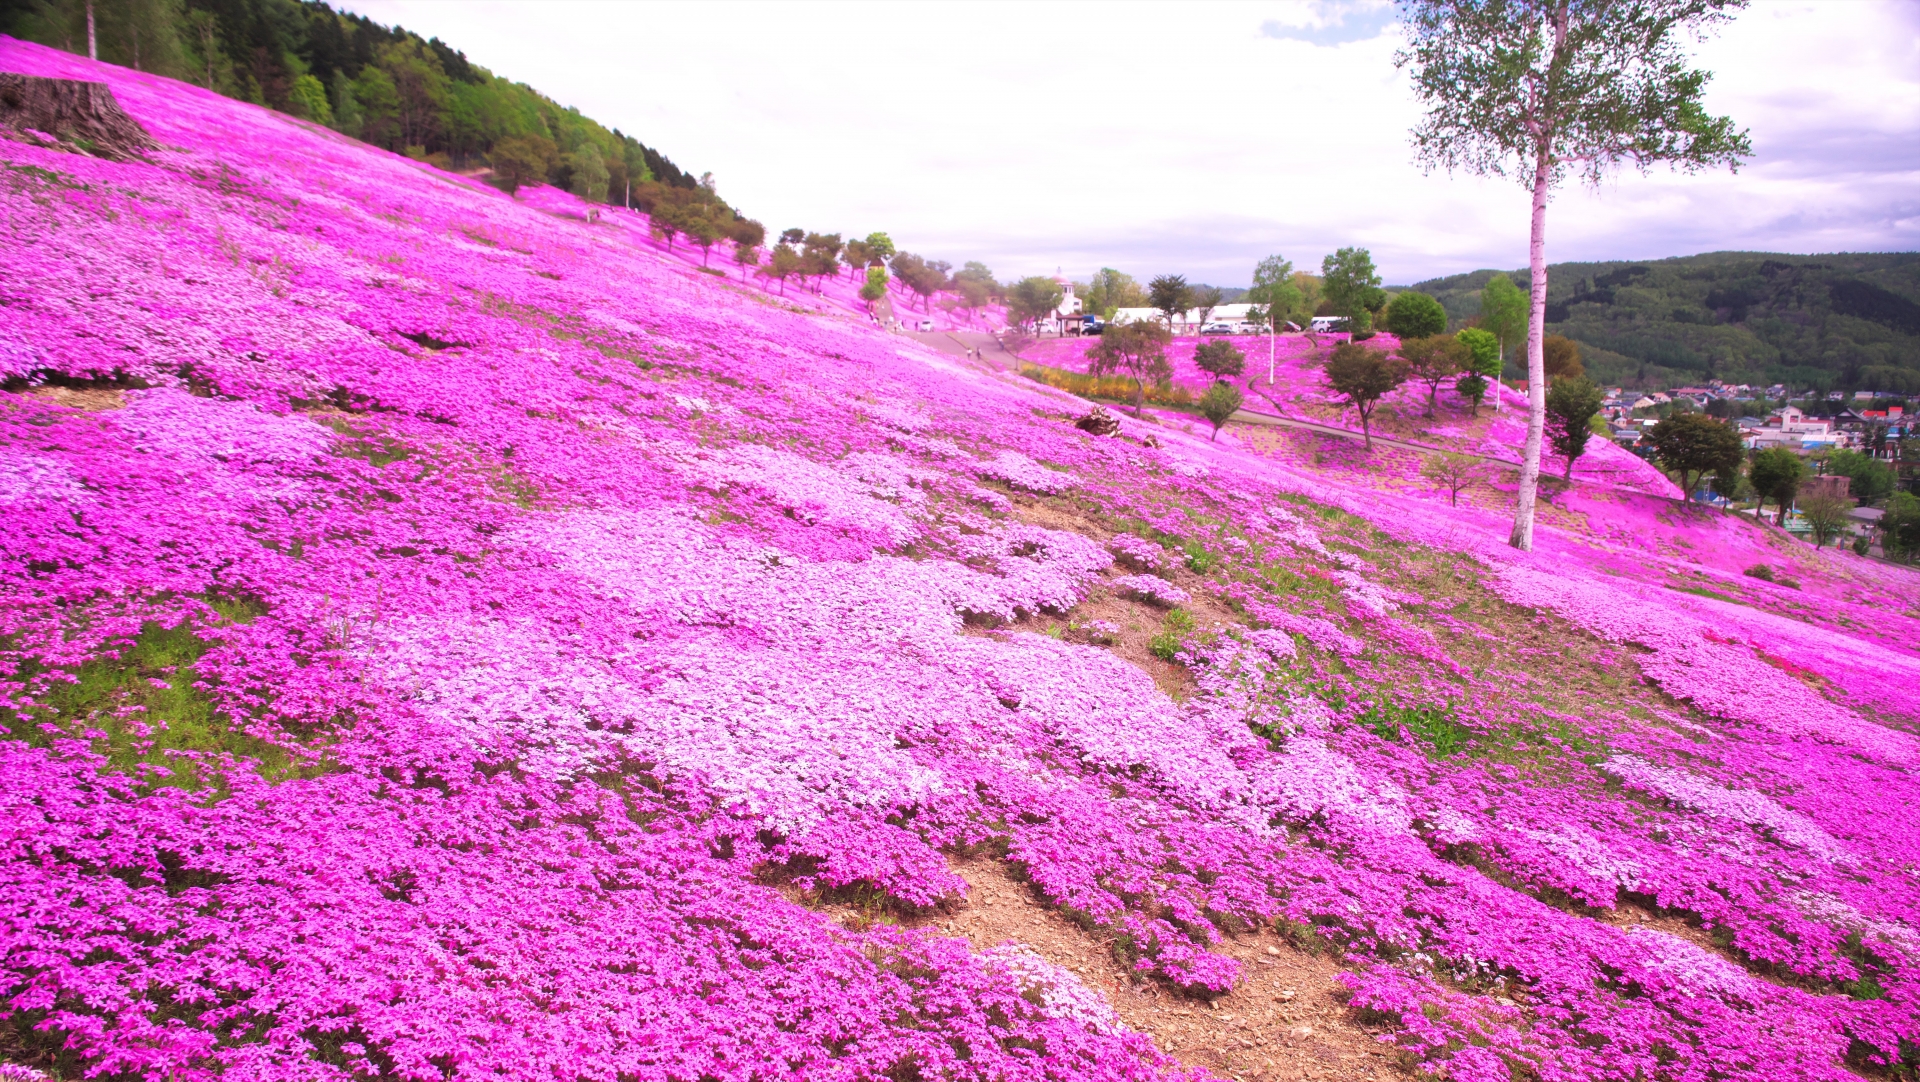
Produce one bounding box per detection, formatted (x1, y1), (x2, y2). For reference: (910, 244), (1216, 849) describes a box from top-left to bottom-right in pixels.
(349, 0), (1919, 287)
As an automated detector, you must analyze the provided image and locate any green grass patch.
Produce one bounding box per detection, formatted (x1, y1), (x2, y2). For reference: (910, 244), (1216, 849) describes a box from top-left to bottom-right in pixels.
(1359, 698), (1471, 758)
(1148, 608), (1196, 661)
(5, 602), (321, 792)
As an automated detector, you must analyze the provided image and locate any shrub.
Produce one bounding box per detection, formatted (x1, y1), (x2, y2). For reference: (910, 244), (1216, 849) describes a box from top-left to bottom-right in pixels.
(1743, 563), (1775, 582)
(1021, 364), (1190, 408)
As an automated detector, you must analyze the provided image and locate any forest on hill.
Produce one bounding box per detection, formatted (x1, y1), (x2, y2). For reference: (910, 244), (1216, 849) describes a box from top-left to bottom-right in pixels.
(0, 0), (705, 198)
(1413, 251), (1920, 393)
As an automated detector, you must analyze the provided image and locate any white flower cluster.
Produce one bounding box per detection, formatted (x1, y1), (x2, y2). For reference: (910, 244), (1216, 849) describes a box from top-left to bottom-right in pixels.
(977, 450), (1075, 494)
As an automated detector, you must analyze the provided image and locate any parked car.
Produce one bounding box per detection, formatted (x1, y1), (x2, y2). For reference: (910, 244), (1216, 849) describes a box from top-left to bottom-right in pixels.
(916, 319), (935, 332)
(1080, 315), (1105, 335)
(1201, 322), (1237, 336)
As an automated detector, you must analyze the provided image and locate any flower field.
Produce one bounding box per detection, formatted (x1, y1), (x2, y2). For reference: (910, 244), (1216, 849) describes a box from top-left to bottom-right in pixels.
(4, 39), (1920, 1082)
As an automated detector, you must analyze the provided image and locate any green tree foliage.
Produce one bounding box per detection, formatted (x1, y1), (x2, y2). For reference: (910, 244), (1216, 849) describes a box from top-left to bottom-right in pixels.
(1412, 254), (1920, 391)
(569, 144), (609, 205)
(1147, 275), (1192, 333)
(1007, 276), (1064, 331)
(1087, 322), (1173, 416)
(1398, 0), (1750, 551)
(1323, 342), (1410, 450)
(1646, 412), (1744, 503)
(1399, 335), (1467, 416)
(1543, 334), (1583, 380)
(1322, 248), (1385, 339)
(1384, 291), (1448, 339)
(488, 133), (556, 195)
(7, 0), (191, 80)
(1880, 491), (1920, 562)
(1799, 490), (1853, 548)
(1084, 268), (1145, 319)
(1822, 449), (1898, 505)
(1245, 255), (1304, 332)
(733, 238), (761, 280)
(801, 233), (843, 293)
(1191, 286), (1226, 332)
(1422, 452), (1485, 506)
(955, 277), (994, 323)
(1747, 446), (1805, 520)
(1478, 272), (1529, 370)
(1545, 375), (1605, 479)
(859, 266), (889, 312)
(763, 243), (801, 295)
(1194, 339), (1246, 382)
(1199, 382), (1244, 441)
(1, 0), (711, 214)
(287, 72), (331, 123)
(1454, 327), (1502, 414)
(842, 238), (873, 279)
(687, 216), (724, 266)
(863, 232), (896, 263)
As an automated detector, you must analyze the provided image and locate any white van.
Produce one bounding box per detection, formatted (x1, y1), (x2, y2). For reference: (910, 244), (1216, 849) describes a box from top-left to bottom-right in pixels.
(916, 319), (935, 332)
(1309, 316), (1349, 334)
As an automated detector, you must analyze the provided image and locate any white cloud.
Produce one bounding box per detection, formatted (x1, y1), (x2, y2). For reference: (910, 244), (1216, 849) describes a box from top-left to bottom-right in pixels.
(348, 0), (1920, 286)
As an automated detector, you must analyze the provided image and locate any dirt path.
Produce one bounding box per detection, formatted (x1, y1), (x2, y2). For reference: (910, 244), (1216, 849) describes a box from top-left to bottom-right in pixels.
(925, 861), (1409, 1081)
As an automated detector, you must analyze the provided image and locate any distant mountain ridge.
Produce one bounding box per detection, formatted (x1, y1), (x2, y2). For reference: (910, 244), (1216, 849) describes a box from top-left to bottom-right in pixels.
(1411, 251), (1920, 392)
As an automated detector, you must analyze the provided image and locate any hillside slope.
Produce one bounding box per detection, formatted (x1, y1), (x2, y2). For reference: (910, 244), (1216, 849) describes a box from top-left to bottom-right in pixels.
(1414, 252), (1920, 391)
(5, 41), (1920, 1082)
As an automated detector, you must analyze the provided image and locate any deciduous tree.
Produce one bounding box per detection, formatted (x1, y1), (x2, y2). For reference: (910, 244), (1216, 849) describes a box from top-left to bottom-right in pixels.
(1880, 491), (1920, 562)
(1385, 291), (1449, 338)
(1747, 445), (1804, 521)
(1478, 272), (1527, 403)
(1191, 286), (1225, 333)
(763, 242), (800, 295)
(1799, 490), (1852, 548)
(1543, 334), (1583, 380)
(1454, 327), (1501, 414)
(1088, 321), (1173, 416)
(569, 144), (609, 205)
(1085, 268), (1145, 318)
(1544, 374), (1604, 478)
(1323, 342), (1409, 450)
(1422, 452), (1485, 505)
(1322, 248), (1385, 338)
(1399, 335), (1467, 416)
(1246, 254), (1304, 384)
(1400, 0), (1751, 549)
(1646, 412), (1743, 503)
(733, 238), (760, 280)
(859, 266), (888, 313)
(488, 133), (555, 195)
(1007, 276), (1064, 332)
(1195, 339), (1246, 383)
(1199, 382), (1244, 441)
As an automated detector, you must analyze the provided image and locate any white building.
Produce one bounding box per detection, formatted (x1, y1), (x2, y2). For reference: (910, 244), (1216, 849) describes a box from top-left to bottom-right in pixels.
(1747, 406), (1844, 450)
(1053, 272), (1082, 319)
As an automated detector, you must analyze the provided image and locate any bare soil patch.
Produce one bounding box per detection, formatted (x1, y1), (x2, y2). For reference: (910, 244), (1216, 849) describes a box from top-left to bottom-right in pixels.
(915, 860), (1408, 1081)
(30, 385), (125, 410)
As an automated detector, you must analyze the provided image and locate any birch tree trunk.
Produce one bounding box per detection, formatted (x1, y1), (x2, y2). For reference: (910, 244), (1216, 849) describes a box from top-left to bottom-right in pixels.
(1509, 144), (1553, 550)
(86, 1), (97, 61)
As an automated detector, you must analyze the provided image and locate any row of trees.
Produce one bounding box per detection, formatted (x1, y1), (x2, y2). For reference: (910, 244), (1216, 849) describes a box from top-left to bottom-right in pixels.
(4, 0), (707, 204)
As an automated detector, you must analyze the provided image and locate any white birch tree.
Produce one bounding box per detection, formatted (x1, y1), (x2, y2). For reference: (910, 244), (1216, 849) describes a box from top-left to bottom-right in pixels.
(1397, 0), (1750, 549)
